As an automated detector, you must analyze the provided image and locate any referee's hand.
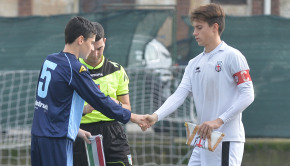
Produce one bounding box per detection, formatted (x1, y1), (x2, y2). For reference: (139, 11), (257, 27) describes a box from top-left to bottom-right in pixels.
(77, 128), (92, 144)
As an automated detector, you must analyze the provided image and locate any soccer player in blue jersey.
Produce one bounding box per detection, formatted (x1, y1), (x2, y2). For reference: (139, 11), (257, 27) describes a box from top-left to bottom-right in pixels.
(31, 16), (147, 166)
(73, 22), (133, 166)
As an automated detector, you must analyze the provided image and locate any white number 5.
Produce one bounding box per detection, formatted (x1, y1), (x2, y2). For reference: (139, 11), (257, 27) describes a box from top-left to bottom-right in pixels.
(37, 60), (57, 98)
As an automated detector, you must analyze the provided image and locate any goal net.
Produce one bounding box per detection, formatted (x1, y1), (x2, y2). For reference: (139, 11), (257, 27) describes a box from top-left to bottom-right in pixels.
(0, 70), (38, 166)
(0, 66), (196, 166)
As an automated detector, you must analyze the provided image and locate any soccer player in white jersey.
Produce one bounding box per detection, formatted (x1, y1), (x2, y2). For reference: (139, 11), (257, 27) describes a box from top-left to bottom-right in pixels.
(143, 3), (254, 166)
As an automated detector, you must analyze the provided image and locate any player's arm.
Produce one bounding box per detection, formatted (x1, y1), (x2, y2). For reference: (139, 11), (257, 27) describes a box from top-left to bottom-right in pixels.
(219, 70), (254, 123)
(152, 64), (192, 122)
(141, 86), (190, 131)
(143, 65), (192, 131)
(72, 67), (131, 124)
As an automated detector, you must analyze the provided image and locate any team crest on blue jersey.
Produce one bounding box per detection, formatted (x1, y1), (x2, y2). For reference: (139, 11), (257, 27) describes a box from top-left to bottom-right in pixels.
(79, 65), (87, 73)
(215, 61), (222, 72)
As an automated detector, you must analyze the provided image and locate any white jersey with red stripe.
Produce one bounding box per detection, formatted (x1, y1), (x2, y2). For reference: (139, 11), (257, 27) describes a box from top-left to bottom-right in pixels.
(179, 41), (253, 142)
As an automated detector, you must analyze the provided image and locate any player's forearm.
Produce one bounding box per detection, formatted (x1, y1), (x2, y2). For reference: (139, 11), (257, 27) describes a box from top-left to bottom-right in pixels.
(219, 81), (254, 123)
(155, 87), (190, 121)
(74, 72), (131, 124)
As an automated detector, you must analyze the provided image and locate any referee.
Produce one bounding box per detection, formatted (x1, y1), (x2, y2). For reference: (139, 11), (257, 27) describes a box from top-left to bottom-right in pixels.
(73, 22), (132, 166)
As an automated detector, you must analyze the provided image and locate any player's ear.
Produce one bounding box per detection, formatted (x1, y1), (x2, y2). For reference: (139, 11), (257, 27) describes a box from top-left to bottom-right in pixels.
(103, 38), (107, 43)
(213, 23), (219, 33)
(77, 35), (84, 45)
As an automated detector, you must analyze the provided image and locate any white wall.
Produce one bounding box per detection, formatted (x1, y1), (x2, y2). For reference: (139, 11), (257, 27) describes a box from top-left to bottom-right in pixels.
(0, 0), (18, 17)
(280, 0), (290, 18)
(33, 0), (79, 16)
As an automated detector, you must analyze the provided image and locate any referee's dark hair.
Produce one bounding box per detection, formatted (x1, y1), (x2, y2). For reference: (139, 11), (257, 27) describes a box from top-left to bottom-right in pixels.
(65, 16), (96, 44)
(92, 22), (105, 42)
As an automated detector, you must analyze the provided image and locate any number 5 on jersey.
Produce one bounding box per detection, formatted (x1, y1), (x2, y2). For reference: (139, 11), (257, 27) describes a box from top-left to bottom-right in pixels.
(37, 60), (57, 98)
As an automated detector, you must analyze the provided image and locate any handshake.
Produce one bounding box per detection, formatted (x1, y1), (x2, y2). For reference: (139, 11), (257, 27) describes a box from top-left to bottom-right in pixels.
(130, 113), (159, 131)
(82, 103), (158, 131)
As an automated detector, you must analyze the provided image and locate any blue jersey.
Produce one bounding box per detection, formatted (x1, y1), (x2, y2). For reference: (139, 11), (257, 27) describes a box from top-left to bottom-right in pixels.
(31, 52), (131, 141)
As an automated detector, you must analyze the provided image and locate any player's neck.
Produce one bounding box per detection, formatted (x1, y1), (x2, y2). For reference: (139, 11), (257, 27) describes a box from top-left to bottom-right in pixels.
(63, 44), (79, 59)
(204, 37), (221, 53)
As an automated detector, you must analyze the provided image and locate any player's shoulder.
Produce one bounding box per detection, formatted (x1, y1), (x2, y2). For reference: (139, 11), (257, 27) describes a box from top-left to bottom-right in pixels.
(221, 42), (246, 63)
(46, 52), (73, 68)
(59, 52), (88, 74)
(188, 52), (203, 66)
(222, 42), (243, 57)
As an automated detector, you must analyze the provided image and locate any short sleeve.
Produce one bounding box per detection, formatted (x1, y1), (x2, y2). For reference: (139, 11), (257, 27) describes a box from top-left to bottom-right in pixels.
(116, 66), (129, 96)
(229, 51), (250, 76)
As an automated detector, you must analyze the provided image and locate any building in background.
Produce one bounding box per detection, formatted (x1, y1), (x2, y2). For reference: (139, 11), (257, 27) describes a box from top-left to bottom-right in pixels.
(1, 0), (289, 17)
(0, 0), (289, 65)
(1, 0), (289, 42)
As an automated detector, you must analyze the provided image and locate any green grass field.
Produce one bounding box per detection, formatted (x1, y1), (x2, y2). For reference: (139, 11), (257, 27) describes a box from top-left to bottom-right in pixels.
(1, 138), (290, 165)
(243, 138), (290, 166)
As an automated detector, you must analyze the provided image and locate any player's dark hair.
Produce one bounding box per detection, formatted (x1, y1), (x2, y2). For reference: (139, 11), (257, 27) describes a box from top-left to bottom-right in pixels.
(92, 22), (105, 41)
(190, 3), (225, 35)
(65, 16), (96, 44)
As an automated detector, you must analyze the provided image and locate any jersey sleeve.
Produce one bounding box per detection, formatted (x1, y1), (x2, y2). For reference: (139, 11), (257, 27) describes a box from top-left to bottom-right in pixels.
(229, 51), (250, 76)
(116, 66), (129, 96)
(219, 51), (254, 123)
(178, 63), (193, 92)
(70, 64), (131, 124)
(154, 87), (190, 121)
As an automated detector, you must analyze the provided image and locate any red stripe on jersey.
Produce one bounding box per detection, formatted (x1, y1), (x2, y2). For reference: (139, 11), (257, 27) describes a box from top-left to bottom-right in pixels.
(233, 70), (252, 85)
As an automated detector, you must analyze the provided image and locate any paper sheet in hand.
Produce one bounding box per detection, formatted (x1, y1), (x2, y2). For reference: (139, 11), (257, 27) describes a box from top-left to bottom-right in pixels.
(184, 122), (225, 152)
(85, 135), (106, 166)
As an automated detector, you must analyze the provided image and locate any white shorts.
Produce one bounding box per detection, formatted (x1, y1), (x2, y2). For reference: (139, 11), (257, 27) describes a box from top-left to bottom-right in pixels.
(188, 141), (244, 166)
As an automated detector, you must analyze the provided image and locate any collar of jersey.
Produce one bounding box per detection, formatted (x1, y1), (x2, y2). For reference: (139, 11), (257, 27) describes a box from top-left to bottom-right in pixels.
(202, 41), (226, 57)
(62, 51), (77, 60)
(79, 55), (105, 69)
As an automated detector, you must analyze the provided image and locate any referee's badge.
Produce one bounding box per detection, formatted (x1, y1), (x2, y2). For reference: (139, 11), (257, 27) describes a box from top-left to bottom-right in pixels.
(215, 61), (222, 72)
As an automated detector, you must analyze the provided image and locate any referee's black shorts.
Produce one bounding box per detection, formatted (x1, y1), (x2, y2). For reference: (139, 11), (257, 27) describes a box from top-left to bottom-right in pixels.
(73, 120), (132, 166)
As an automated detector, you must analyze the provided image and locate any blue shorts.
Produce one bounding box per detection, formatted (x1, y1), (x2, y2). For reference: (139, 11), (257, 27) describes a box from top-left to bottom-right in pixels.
(31, 135), (73, 166)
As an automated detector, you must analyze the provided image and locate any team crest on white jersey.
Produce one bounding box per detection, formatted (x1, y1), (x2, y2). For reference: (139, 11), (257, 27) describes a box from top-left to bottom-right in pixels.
(195, 67), (201, 73)
(215, 61), (223, 72)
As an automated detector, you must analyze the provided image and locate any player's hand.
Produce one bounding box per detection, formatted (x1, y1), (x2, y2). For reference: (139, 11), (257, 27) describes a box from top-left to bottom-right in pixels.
(77, 128), (92, 144)
(145, 113), (158, 127)
(130, 113), (150, 131)
(138, 113), (158, 131)
(83, 104), (94, 114)
(197, 118), (224, 140)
